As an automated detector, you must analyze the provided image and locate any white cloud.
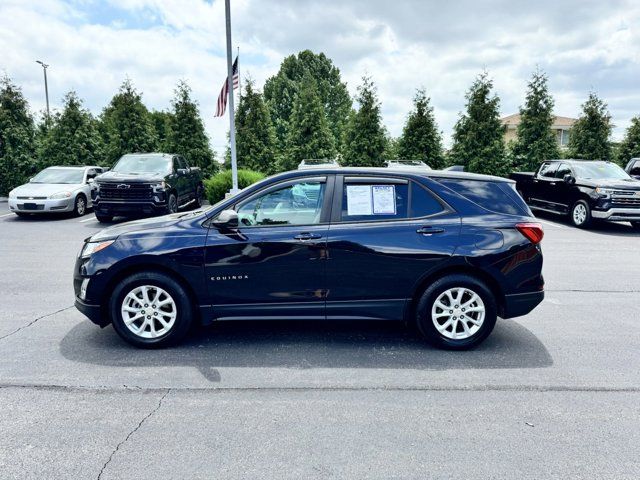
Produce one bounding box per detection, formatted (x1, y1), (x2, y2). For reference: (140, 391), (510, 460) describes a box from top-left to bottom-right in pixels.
(1, 0), (639, 158)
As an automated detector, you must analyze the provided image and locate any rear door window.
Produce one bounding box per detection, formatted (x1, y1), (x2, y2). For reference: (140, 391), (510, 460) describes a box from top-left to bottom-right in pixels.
(436, 178), (531, 216)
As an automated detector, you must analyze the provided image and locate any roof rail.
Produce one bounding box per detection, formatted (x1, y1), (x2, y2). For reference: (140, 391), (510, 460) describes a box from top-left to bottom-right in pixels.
(297, 159), (340, 170)
(385, 159), (431, 170)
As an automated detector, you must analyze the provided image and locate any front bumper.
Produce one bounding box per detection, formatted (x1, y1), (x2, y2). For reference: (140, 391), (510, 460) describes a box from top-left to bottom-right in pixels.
(94, 199), (167, 216)
(8, 197), (74, 213)
(74, 297), (107, 327)
(502, 291), (544, 319)
(591, 208), (640, 222)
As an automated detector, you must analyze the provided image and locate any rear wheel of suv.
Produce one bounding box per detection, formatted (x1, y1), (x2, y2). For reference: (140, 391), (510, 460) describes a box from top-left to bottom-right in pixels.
(95, 213), (113, 223)
(415, 274), (497, 350)
(570, 200), (591, 228)
(109, 271), (194, 348)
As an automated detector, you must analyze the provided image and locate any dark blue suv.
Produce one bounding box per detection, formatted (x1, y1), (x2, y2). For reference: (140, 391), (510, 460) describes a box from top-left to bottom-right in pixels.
(74, 168), (544, 349)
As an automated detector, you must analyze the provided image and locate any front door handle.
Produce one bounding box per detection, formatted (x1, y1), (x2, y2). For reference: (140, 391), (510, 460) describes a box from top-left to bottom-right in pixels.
(294, 232), (322, 241)
(416, 226), (445, 235)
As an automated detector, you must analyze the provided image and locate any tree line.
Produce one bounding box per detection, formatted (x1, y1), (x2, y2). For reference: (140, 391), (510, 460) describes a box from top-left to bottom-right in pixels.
(3, 49), (640, 196)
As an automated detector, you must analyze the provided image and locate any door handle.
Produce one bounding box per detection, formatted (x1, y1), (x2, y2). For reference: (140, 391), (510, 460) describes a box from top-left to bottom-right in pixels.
(294, 232), (322, 241)
(416, 226), (445, 235)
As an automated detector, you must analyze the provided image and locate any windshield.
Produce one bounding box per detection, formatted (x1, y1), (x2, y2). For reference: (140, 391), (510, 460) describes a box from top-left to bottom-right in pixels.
(112, 155), (171, 175)
(573, 162), (630, 180)
(31, 168), (84, 184)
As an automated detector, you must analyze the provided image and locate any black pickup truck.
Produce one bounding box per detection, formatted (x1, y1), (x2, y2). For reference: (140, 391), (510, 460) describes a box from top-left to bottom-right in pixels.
(93, 153), (204, 222)
(511, 159), (640, 229)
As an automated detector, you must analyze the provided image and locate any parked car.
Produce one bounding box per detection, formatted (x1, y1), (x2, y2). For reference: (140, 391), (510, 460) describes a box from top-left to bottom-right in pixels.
(8, 165), (103, 217)
(74, 166), (545, 350)
(93, 153), (204, 222)
(625, 158), (640, 180)
(511, 159), (640, 229)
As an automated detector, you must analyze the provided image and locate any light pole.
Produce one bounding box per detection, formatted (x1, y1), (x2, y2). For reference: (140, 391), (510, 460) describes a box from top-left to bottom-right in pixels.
(35, 60), (50, 121)
(224, 0), (239, 194)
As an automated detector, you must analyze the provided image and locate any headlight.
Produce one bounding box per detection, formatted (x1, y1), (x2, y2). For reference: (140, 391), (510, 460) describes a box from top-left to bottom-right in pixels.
(151, 181), (166, 192)
(8, 190), (17, 199)
(81, 240), (115, 257)
(595, 187), (615, 197)
(50, 191), (72, 199)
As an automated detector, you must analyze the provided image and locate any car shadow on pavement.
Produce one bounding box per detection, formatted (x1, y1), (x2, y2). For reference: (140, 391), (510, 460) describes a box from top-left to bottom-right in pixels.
(534, 210), (640, 237)
(59, 319), (553, 382)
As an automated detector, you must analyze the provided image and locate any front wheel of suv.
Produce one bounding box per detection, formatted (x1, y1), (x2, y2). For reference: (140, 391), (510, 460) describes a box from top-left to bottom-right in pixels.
(415, 274), (497, 350)
(166, 193), (178, 214)
(95, 213), (113, 223)
(570, 200), (591, 228)
(109, 271), (194, 348)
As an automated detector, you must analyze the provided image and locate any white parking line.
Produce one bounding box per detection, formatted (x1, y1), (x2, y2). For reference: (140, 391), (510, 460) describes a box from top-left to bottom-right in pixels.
(78, 217), (96, 223)
(537, 219), (568, 229)
(0, 212), (15, 218)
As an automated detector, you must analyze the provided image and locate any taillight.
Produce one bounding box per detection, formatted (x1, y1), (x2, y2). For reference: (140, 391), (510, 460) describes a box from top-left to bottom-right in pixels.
(516, 222), (544, 244)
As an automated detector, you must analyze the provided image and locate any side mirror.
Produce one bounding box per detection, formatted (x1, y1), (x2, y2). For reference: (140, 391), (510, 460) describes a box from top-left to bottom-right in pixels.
(87, 178), (95, 184)
(177, 168), (188, 175)
(563, 174), (575, 185)
(212, 209), (239, 230)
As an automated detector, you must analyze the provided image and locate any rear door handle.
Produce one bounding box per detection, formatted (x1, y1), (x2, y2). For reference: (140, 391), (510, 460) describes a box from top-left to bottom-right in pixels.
(416, 226), (445, 235)
(294, 232), (322, 241)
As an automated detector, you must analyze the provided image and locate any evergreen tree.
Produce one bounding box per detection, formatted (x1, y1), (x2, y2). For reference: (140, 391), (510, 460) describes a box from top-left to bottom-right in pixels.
(264, 50), (351, 153)
(512, 70), (560, 171)
(397, 89), (445, 169)
(100, 79), (157, 164)
(342, 76), (387, 167)
(38, 91), (104, 168)
(149, 110), (174, 152)
(235, 78), (278, 174)
(450, 72), (509, 176)
(0, 76), (36, 195)
(166, 80), (216, 175)
(567, 92), (612, 161)
(617, 116), (640, 166)
(282, 74), (336, 171)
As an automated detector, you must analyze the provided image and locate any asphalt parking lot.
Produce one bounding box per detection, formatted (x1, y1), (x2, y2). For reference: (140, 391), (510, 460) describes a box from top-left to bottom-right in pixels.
(1, 203), (639, 479)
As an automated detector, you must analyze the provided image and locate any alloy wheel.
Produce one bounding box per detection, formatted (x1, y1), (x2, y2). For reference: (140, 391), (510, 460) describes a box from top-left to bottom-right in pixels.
(121, 285), (177, 339)
(431, 287), (485, 340)
(573, 204), (587, 225)
(76, 197), (86, 215)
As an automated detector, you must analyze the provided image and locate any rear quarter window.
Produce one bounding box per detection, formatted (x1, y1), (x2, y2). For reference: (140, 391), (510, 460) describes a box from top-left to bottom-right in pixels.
(436, 178), (531, 216)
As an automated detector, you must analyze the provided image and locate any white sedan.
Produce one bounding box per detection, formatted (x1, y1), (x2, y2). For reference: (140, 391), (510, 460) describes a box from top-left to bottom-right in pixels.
(8, 166), (104, 217)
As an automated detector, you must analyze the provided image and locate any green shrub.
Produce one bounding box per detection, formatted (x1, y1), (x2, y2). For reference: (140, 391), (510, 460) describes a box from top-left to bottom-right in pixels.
(204, 169), (265, 204)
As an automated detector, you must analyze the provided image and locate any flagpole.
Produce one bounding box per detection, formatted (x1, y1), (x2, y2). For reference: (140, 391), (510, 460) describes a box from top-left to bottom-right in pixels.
(225, 0), (239, 193)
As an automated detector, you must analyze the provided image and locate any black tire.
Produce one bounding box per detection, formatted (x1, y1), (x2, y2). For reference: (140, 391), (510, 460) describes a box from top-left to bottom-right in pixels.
(193, 184), (204, 209)
(109, 271), (194, 348)
(631, 221), (640, 231)
(95, 213), (113, 223)
(415, 274), (498, 350)
(73, 194), (87, 217)
(569, 200), (591, 228)
(166, 193), (178, 214)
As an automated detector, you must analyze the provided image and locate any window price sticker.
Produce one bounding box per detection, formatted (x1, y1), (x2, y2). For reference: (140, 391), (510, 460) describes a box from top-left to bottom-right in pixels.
(372, 185), (396, 214)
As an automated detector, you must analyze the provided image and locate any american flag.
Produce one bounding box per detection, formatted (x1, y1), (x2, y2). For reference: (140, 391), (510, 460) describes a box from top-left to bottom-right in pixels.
(215, 56), (239, 117)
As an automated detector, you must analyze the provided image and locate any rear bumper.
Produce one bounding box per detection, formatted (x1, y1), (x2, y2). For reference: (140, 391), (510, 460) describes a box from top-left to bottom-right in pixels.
(591, 208), (640, 222)
(502, 291), (544, 319)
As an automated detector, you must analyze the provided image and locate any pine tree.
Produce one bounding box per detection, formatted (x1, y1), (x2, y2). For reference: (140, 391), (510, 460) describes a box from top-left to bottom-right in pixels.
(264, 50), (351, 154)
(38, 91), (104, 169)
(397, 89), (444, 169)
(450, 72), (509, 176)
(99, 79), (157, 164)
(0, 76), (36, 195)
(166, 80), (216, 175)
(511, 70), (560, 171)
(235, 78), (278, 174)
(149, 110), (174, 152)
(616, 116), (640, 166)
(342, 76), (387, 167)
(567, 92), (612, 161)
(282, 74), (336, 171)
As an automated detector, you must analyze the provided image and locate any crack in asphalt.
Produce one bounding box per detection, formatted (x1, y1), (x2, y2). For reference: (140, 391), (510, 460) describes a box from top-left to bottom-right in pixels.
(0, 306), (74, 341)
(1, 383), (639, 394)
(96, 389), (171, 480)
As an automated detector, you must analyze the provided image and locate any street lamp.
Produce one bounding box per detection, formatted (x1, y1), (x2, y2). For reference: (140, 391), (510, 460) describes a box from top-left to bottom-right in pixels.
(35, 60), (50, 121)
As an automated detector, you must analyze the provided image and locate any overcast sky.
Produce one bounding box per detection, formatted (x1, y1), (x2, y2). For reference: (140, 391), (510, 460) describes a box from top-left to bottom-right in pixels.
(2, 0), (639, 157)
